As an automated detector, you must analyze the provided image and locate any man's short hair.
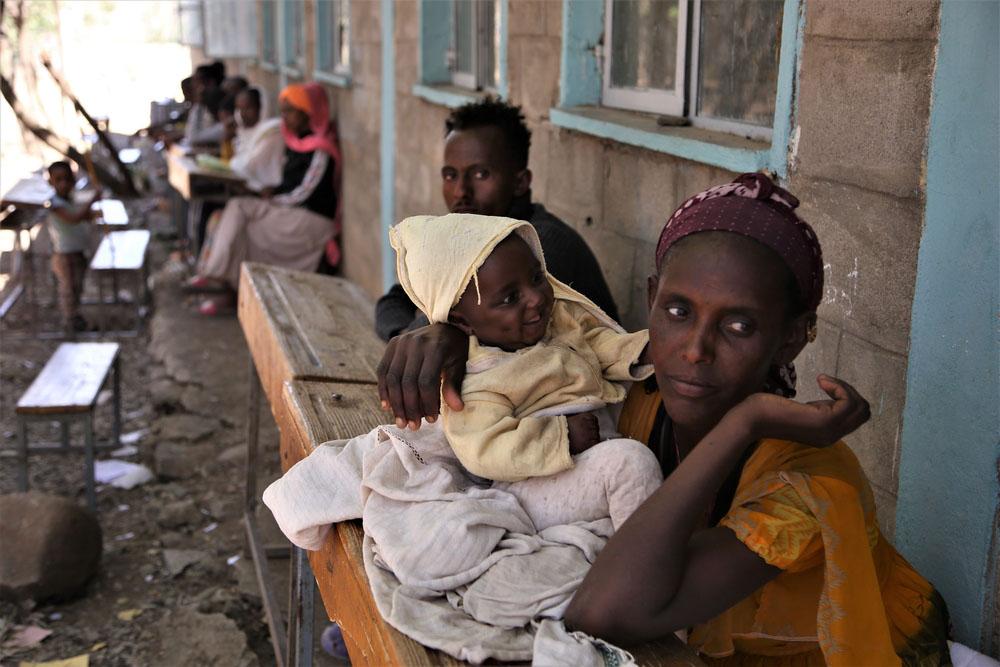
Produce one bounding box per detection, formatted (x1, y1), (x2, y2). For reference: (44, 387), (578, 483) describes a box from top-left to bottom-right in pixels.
(445, 96), (531, 170)
(48, 160), (73, 177)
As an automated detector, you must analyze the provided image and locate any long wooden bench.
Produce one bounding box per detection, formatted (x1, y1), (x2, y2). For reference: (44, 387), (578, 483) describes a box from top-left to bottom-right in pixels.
(238, 262), (703, 666)
(14, 342), (122, 510)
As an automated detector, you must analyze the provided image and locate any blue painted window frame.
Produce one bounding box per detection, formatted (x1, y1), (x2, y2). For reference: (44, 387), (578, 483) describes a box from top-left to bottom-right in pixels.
(260, 0), (278, 69)
(554, 0), (803, 177)
(314, 0), (352, 87)
(413, 0), (509, 109)
(280, 0), (304, 77)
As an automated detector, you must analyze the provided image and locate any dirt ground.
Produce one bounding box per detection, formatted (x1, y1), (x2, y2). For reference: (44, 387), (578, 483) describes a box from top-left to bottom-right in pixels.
(0, 197), (345, 665)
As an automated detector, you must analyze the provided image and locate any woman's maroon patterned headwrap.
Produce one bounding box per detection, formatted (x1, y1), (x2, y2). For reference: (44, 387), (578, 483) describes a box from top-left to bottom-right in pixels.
(654, 173), (824, 397)
(655, 172), (824, 313)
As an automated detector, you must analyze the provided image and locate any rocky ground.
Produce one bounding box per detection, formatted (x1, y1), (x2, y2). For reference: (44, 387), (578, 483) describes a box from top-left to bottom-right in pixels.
(0, 202), (344, 666)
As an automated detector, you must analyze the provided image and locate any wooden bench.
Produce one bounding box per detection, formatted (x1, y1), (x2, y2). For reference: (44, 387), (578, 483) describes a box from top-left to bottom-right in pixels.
(89, 229), (151, 333)
(92, 198), (129, 226)
(14, 342), (122, 510)
(238, 263), (703, 666)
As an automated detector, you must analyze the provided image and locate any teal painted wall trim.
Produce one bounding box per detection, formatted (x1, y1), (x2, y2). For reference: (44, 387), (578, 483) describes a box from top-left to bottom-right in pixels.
(555, 0), (803, 177)
(558, 0), (603, 108)
(896, 0), (1000, 650)
(550, 107), (770, 173)
(380, 0), (396, 290)
(419, 0), (451, 85)
(496, 0), (509, 99)
(412, 83), (479, 109)
(769, 0), (805, 179)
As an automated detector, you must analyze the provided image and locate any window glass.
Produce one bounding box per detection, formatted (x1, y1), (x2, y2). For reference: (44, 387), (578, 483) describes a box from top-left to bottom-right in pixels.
(454, 0), (474, 77)
(609, 0), (679, 91)
(261, 0), (276, 63)
(696, 0), (783, 126)
(317, 0), (349, 73)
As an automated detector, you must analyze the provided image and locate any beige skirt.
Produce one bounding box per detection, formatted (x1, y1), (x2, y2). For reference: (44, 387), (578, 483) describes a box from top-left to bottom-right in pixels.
(198, 196), (333, 288)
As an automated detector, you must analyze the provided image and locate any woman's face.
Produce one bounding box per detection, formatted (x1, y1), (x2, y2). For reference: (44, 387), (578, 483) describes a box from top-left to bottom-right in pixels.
(647, 232), (805, 436)
(235, 91), (260, 128)
(279, 100), (310, 136)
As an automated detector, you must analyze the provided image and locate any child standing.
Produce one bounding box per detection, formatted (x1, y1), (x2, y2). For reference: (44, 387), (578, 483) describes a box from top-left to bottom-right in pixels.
(389, 213), (663, 530)
(46, 161), (99, 332)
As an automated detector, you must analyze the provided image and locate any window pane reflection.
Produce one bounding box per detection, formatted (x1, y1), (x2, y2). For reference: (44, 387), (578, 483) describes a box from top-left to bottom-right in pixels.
(697, 0), (783, 126)
(610, 0), (679, 91)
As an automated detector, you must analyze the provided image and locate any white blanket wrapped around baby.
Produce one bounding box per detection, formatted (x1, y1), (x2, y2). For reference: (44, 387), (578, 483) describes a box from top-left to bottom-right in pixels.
(263, 421), (653, 664)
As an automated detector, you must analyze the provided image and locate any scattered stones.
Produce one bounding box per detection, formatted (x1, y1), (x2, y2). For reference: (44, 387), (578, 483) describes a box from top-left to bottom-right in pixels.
(231, 559), (260, 599)
(149, 378), (183, 409)
(162, 549), (211, 578)
(143, 606), (258, 666)
(0, 493), (102, 602)
(157, 499), (197, 529)
(154, 442), (197, 480)
(216, 445), (244, 465)
(153, 414), (218, 442)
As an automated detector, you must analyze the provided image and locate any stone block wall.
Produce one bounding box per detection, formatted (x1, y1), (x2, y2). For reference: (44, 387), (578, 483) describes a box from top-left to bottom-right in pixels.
(386, 0), (940, 536)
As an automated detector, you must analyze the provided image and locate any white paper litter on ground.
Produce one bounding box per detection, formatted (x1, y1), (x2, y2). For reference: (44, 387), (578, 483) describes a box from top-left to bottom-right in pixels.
(120, 429), (149, 445)
(111, 444), (139, 457)
(94, 459), (154, 489)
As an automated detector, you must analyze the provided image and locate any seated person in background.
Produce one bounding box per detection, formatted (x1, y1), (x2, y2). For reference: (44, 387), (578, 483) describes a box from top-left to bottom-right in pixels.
(221, 75), (248, 98)
(46, 161), (100, 333)
(376, 97), (618, 341)
(228, 87), (284, 190)
(389, 212), (662, 530)
(182, 62), (226, 148)
(189, 82), (342, 315)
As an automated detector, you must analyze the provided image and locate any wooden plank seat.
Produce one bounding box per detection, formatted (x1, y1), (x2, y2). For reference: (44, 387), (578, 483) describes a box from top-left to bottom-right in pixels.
(92, 198), (129, 226)
(14, 342), (122, 510)
(277, 379), (704, 666)
(89, 229), (151, 333)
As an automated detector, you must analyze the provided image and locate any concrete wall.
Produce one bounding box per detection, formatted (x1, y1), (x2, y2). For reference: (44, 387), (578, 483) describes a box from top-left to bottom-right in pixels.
(388, 0), (939, 538)
(895, 0), (1000, 650)
(220, 0), (385, 301)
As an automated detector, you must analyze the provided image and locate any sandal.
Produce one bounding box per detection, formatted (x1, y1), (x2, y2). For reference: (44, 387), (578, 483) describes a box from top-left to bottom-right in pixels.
(197, 297), (233, 316)
(183, 275), (226, 293)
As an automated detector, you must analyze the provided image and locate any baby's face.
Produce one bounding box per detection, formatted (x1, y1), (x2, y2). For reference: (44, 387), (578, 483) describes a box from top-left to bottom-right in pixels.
(450, 235), (554, 352)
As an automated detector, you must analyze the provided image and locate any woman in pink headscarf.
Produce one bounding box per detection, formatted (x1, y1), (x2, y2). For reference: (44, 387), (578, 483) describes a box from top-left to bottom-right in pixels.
(193, 82), (342, 315)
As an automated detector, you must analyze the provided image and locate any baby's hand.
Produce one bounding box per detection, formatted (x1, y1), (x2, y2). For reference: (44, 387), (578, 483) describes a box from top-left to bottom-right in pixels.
(567, 412), (601, 455)
(737, 375), (871, 448)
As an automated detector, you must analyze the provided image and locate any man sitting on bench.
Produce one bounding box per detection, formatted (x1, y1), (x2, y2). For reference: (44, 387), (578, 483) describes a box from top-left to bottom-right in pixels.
(375, 97), (619, 341)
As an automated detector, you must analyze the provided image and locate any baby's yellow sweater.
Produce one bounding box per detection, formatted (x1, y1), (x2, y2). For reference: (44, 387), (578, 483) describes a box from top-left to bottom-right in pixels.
(442, 298), (652, 482)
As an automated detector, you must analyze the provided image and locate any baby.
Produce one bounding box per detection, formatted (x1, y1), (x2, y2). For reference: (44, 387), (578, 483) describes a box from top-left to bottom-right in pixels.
(389, 213), (663, 530)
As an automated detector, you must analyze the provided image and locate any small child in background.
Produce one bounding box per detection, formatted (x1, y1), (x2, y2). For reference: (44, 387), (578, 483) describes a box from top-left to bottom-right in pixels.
(46, 161), (99, 332)
(389, 213), (663, 531)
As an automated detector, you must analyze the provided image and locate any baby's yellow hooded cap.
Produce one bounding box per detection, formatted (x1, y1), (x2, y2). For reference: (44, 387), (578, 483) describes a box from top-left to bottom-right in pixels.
(389, 213), (546, 325)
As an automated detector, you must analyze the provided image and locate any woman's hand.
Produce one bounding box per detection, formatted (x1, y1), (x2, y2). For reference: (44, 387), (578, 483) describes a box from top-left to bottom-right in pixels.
(738, 374), (871, 447)
(376, 323), (470, 429)
(567, 412), (601, 454)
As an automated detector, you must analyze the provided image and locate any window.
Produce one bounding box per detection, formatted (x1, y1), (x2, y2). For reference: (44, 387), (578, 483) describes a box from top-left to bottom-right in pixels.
(179, 0), (204, 47)
(315, 0), (350, 80)
(281, 0), (304, 73)
(449, 0), (499, 91)
(261, 0), (277, 66)
(602, 0), (783, 140)
(554, 0), (799, 176)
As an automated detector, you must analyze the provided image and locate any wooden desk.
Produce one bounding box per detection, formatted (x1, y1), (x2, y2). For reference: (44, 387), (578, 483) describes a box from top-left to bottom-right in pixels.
(1, 175), (53, 210)
(166, 144), (244, 201)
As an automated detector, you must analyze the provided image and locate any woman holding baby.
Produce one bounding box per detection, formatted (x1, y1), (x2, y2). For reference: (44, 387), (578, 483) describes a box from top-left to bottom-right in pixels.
(378, 173), (951, 665)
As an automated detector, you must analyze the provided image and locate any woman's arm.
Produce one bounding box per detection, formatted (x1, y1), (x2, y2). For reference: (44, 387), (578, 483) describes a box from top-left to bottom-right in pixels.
(272, 151), (329, 207)
(567, 376), (871, 643)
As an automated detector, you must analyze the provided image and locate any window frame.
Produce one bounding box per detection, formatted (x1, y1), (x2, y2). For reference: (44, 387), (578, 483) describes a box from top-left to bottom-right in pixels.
(414, 0), (509, 109)
(449, 0), (499, 92)
(554, 0), (801, 177)
(314, 0), (351, 86)
(601, 0), (688, 118)
(260, 0), (278, 70)
(686, 0), (776, 142)
(280, 0), (304, 77)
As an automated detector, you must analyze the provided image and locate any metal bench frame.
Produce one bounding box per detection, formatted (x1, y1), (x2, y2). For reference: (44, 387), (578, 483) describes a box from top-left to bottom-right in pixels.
(14, 353), (122, 511)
